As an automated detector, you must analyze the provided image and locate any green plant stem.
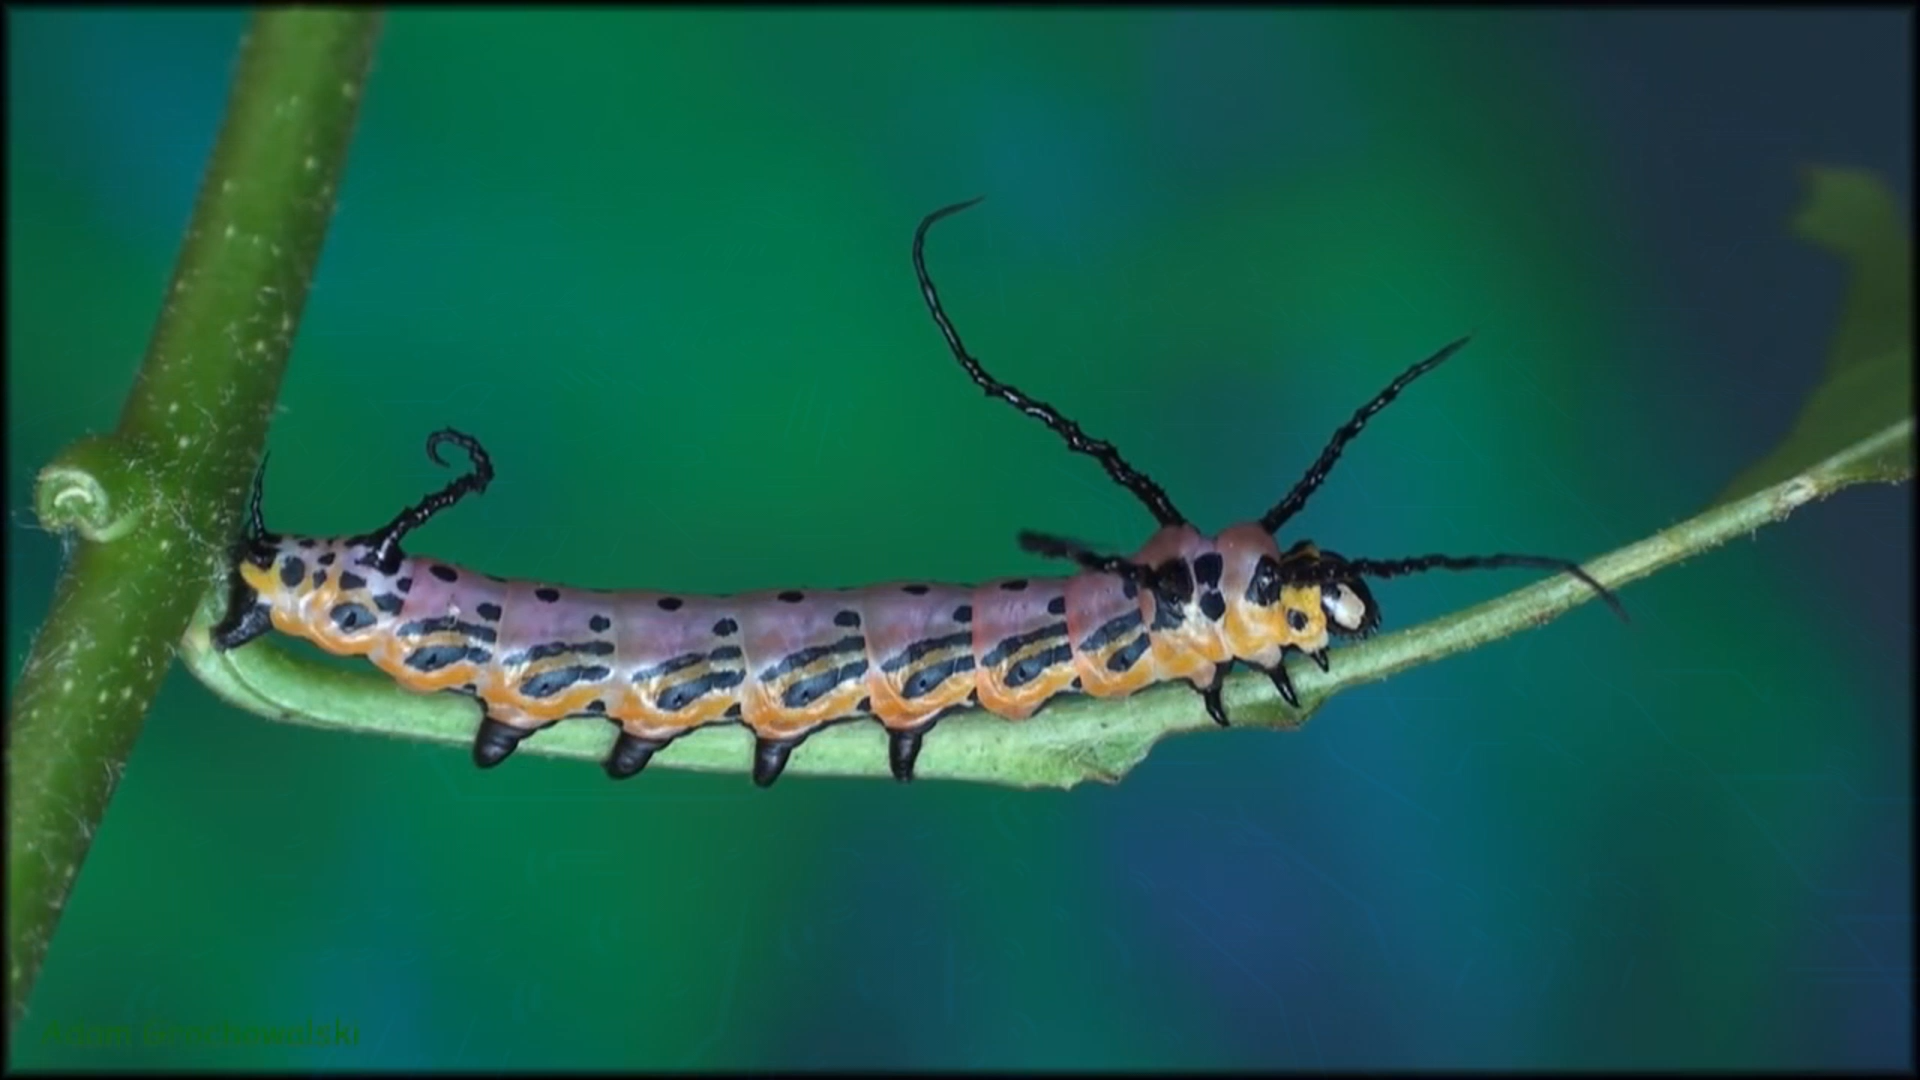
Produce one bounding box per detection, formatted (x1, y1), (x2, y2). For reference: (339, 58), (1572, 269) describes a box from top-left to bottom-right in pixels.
(7, 9), (382, 1029)
(175, 418), (1911, 791)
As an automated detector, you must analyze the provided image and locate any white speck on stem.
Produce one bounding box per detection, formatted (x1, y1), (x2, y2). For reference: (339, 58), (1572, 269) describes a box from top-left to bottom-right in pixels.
(1780, 475), (1819, 509)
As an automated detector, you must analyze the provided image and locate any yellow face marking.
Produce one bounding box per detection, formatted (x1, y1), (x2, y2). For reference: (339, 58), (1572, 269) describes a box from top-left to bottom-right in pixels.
(1278, 584), (1332, 653)
(1225, 582), (1330, 658)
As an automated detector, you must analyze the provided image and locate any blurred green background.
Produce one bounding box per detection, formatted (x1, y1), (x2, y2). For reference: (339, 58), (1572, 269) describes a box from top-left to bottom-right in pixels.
(7, 9), (1910, 1070)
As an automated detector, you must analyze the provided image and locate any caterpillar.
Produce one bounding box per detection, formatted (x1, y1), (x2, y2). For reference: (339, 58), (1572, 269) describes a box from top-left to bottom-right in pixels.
(210, 198), (1627, 787)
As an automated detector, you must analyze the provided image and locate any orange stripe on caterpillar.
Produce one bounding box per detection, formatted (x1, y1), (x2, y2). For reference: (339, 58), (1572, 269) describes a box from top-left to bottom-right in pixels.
(208, 200), (1627, 788)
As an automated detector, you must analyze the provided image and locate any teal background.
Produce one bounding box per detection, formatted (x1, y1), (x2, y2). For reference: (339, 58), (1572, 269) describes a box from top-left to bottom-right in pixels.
(7, 9), (1911, 1070)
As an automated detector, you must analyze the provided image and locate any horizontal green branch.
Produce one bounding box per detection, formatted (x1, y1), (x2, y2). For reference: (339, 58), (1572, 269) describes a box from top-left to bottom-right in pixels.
(175, 418), (1911, 790)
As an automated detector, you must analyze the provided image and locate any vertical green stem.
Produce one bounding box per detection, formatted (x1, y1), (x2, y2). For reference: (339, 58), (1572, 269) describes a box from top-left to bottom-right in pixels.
(8, 9), (383, 1028)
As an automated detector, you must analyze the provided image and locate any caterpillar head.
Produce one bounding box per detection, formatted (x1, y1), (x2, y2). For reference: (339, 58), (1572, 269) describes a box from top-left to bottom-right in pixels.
(1212, 525), (1363, 662)
(1268, 540), (1380, 641)
(1309, 562), (1380, 640)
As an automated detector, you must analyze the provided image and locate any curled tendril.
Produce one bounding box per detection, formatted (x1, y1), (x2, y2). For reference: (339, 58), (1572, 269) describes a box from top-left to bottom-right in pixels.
(34, 437), (154, 543)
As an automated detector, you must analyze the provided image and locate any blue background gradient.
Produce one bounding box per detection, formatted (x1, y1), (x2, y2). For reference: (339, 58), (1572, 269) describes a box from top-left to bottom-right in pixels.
(8, 9), (1911, 1069)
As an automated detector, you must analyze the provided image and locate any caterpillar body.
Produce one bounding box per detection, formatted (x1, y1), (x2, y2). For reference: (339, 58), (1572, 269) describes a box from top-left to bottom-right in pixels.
(212, 199), (1626, 787)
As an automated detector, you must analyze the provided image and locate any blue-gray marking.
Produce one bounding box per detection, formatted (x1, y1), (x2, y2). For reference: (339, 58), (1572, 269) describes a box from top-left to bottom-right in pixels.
(519, 664), (611, 699)
(881, 630), (972, 674)
(782, 660), (870, 709)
